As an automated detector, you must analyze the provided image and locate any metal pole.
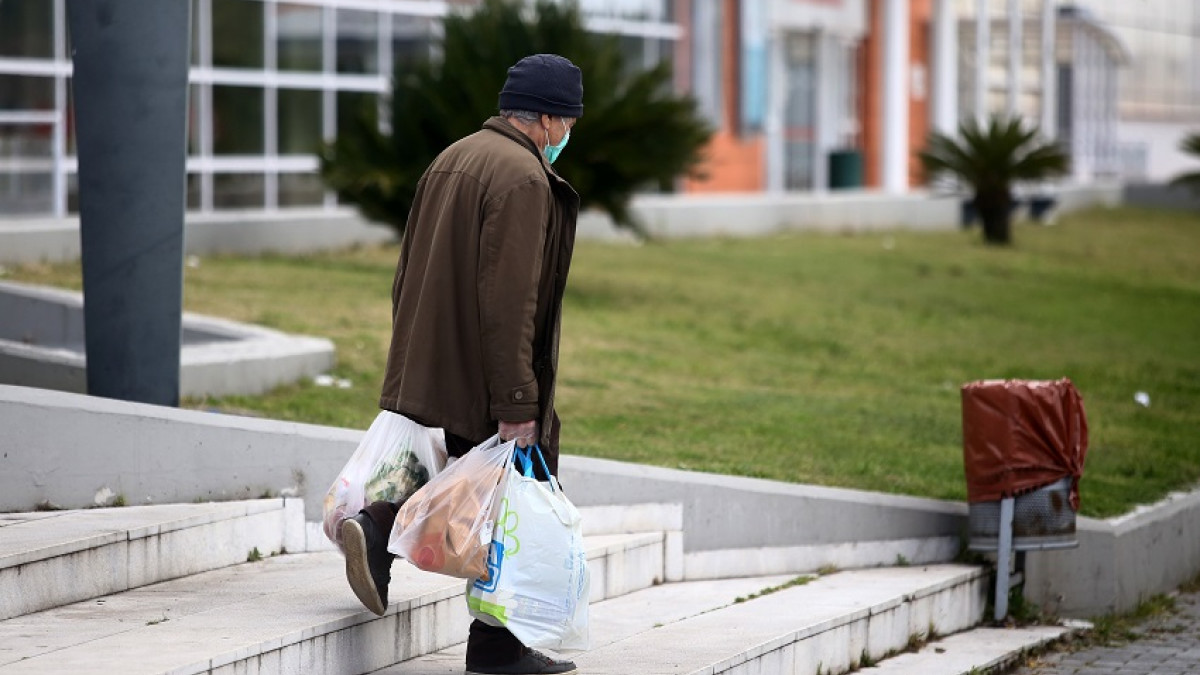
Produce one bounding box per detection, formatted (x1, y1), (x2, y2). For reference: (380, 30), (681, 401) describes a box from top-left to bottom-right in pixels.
(51, 0), (67, 218)
(67, 0), (191, 406)
(995, 496), (1015, 621)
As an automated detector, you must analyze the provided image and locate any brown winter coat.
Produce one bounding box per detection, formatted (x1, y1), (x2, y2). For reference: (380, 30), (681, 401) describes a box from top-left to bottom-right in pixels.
(379, 116), (579, 463)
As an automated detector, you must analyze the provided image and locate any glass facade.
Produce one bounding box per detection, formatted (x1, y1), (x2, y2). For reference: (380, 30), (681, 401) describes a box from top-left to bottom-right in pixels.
(1071, 0), (1200, 122)
(953, 1), (1200, 126)
(0, 0), (677, 217)
(277, 3), (323, 72)
(0, 1), (53, 59)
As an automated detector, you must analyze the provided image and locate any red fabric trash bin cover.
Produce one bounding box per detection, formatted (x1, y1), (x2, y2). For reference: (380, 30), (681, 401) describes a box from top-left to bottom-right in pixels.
(962, 378), (1088, 509)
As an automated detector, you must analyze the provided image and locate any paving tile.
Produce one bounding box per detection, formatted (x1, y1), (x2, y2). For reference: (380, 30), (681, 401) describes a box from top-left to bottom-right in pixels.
(1010, 591), (1200, 675)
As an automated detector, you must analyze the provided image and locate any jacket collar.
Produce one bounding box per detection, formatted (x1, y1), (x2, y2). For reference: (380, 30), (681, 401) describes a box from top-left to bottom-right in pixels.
(482, 116), (555, 173)
(482, 117), (577, 201)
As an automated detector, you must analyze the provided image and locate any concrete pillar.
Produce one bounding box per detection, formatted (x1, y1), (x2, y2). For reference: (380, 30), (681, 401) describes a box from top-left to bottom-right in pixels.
(931, 0), (959, 135)
(67, 0), (190, 406)
(1040, 0), (1057, 138)
(1007, 0), (1021, 117)
(976, 0), (989, 122)
(881, 0), (910, 193)
(766, 25), (786, 193)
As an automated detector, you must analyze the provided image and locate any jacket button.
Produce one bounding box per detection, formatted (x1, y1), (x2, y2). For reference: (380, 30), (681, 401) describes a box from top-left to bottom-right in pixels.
(514, 391), (524, 400)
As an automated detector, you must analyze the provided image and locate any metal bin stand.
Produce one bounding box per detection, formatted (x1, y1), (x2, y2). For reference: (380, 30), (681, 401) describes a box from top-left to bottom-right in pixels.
(968, 477), (1078, 621)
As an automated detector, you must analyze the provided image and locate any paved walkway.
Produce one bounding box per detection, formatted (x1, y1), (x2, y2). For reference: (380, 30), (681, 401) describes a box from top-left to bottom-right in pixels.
(1011, 591), (1200, 675)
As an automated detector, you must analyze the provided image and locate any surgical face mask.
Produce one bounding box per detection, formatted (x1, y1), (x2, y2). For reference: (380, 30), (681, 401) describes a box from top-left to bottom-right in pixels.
(543, 118), (570, 164)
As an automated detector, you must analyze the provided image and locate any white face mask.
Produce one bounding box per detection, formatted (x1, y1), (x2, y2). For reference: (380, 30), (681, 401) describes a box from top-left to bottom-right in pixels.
(543, 118), (570, 164)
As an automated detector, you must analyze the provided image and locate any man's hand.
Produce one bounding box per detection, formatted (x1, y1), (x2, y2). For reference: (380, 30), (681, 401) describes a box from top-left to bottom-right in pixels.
(499, 420), (539, 448)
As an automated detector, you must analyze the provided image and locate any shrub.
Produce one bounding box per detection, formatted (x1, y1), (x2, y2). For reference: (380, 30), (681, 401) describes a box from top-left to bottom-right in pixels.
(319, 0), (712, 235)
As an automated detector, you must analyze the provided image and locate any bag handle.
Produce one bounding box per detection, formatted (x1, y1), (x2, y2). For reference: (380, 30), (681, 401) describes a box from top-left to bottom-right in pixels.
(513, 445), (558, 489)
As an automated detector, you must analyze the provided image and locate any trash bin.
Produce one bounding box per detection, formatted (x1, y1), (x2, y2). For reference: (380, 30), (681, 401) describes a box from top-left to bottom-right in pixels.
(963, 378), (1088, 550)
(961, 378), (1089, 620)
(828, 149), (863, 190)
(968, 476), (1077, 551)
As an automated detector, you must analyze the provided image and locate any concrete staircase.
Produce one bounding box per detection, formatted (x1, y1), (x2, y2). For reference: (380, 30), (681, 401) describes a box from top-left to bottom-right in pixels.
(0, 499), (1070, 675)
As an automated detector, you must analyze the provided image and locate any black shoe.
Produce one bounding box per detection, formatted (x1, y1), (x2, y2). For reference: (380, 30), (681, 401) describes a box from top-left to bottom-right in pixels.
(340, 512), (393, 616)
(465, 648), (578, 675)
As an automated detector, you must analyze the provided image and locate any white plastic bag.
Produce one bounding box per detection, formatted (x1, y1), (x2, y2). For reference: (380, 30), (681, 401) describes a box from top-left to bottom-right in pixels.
(322, 411), (447, 553)
(388, 435), (515, 579)
(467, 447), (590, 652)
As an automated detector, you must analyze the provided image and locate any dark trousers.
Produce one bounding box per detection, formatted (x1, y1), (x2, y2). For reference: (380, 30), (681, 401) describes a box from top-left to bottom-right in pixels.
(362, 430), (558, 667)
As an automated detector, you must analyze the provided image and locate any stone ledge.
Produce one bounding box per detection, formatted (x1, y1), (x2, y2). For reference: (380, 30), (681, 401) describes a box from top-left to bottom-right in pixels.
(0, 498), (301, 621)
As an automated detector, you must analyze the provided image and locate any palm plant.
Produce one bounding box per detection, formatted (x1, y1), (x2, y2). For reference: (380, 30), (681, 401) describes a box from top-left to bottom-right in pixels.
(919, 115), (1069, 245)
(320, 0), (711, 236)
(1169, 132), (1200, 194)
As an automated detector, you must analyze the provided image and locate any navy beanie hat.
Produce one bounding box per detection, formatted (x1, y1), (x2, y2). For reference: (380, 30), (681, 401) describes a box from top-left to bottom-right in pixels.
(498, 54), (584, 118)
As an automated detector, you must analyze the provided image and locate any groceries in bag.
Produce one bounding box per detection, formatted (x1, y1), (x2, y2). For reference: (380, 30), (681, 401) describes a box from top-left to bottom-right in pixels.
(467, 446), (590, 652)
(321, 411), (447, 553)
(388, 435), (514, 579)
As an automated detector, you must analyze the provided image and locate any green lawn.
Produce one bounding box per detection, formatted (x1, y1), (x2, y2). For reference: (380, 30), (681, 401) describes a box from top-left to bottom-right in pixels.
(9, 206), (1200, 518)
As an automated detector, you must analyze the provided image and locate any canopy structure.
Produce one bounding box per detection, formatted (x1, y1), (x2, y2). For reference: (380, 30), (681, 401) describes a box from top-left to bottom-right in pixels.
(962, 378), (1089, 509)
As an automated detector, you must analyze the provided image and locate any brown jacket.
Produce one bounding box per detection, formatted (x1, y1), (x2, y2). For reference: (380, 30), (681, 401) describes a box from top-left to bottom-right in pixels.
(379, 117), (580, 460)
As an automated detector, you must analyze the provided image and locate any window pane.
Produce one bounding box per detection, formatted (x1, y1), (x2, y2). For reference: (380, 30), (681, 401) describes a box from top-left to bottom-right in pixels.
(619, 35), (646, 77)
(0, 173), (53, 216)
(392, 14), (434, 70)
(337, 91), (375, 139)
(0, 0), (53, 58)
(187, 173), (201, 210)
(337, 9), (378, 74)
(188, 84), (202, 156)
(278, 89), (322, 154)
(67, 172), (78, 214)
(0, 123), (52, 159)
(66, 78), (76, 154)
(279, 172), (325, 206)
(691, 1), (723, 126)
(214, 173), (264, 209)
(278, 3), (323, 72)
(212, 0), (264, 68)
(192, 0), (203, 66)
(213, 86), (264, 154)
(1, 75), (54, 111)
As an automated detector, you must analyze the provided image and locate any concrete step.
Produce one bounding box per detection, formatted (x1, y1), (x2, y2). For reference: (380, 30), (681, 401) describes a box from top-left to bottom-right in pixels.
(373, 573), (801, 674)
(866, 625), (1073, 675)
(0, 530), (667, 674)
(380, 564), (988, 675)
(0, 498), (304, 620)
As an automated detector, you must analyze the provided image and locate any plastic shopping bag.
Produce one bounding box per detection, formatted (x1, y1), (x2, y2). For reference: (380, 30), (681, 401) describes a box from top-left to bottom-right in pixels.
(322, 411), (447, 553)
(388, 435), (515, 579)
(467, 446), (590, 652)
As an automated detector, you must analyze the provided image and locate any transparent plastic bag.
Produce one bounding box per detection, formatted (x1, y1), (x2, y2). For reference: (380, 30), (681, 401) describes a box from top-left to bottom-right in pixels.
(322, 411), (447, 553)
(467, 446), (590, 652)
(388, 435), (514, 579)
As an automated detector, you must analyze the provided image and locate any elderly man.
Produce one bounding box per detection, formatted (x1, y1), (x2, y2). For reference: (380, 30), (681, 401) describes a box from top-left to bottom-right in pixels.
(340, 54), (583, 675)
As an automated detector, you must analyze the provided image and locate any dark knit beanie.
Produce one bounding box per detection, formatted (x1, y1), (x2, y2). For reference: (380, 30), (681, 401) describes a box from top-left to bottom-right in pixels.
(498, 54), (584, 118)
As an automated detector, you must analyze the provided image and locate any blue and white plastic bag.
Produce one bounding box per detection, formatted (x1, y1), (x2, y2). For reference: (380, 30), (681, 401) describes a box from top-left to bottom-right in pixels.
(466, 447), (590, 652)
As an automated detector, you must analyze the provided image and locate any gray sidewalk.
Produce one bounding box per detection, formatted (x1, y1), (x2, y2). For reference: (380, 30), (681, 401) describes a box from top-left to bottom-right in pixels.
(1010, 590), (1200, 675)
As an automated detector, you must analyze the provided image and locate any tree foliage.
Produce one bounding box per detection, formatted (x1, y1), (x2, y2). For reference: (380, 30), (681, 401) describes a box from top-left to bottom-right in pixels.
(919, 114), (1069, 245)
(1169, 132), (1200, 194)
(319, 0), (711, 235)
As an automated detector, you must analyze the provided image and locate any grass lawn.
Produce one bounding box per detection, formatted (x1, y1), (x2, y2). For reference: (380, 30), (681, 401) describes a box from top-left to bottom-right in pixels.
(8, 206), (1200, 518)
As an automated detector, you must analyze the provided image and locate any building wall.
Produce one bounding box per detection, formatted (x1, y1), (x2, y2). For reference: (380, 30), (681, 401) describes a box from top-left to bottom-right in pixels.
(683, 0), (768, 193)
